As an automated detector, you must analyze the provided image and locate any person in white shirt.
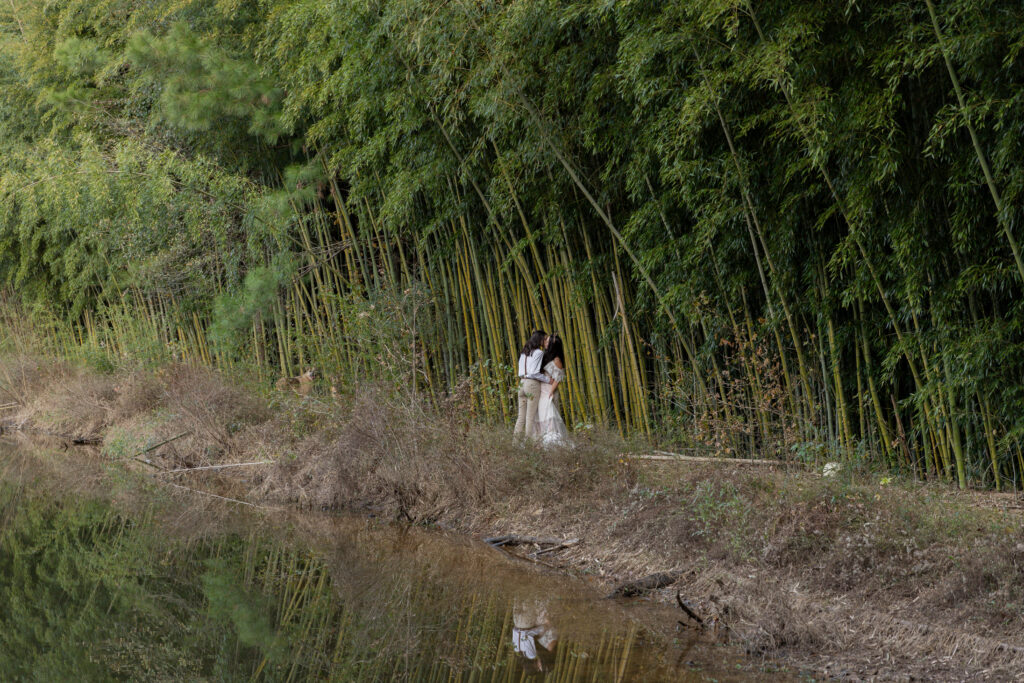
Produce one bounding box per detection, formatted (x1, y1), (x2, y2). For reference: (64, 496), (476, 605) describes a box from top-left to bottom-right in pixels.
(514, 330), (549, 439)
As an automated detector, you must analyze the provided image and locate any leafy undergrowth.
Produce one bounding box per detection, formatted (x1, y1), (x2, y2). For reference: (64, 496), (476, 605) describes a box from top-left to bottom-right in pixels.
(3, 356), (1023, 680)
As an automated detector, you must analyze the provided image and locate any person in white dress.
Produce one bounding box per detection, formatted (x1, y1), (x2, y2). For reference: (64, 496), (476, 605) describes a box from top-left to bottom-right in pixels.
(536, 334), (570, 447)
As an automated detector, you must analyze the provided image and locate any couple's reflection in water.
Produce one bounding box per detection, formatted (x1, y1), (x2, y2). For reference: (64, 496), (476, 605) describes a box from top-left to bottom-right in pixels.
(512, 597), (559, 675)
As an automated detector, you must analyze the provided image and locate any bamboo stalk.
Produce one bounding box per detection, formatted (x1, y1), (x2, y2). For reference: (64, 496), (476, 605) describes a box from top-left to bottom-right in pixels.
(923, 0), (1024, 284)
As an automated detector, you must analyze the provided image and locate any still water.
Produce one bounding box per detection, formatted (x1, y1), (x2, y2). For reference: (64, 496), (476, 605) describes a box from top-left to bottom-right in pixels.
(0, 440), (783, 681)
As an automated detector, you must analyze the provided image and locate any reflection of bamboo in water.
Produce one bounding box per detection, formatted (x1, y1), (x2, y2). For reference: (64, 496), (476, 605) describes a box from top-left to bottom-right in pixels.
(0, 472), (685, 683)
(0, 453), (680, 683)
(226, 536), (673, 682)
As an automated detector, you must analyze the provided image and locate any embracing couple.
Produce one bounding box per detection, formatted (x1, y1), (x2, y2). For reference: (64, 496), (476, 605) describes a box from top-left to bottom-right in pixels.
(514, 330), (569, 447)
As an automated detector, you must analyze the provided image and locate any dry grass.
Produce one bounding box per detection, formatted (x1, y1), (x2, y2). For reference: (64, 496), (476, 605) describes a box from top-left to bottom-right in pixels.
(252, 383), (622, 520)
(0, 356), (61, 406)
(5, 354), (1024, 680)
(7, 363), (116, 438)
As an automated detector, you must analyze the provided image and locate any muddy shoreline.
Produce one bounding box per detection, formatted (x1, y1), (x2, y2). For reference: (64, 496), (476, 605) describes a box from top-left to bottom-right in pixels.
(3, 358), (1023, 681)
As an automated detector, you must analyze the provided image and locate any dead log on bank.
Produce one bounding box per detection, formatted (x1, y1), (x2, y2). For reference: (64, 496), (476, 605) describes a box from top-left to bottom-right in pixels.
(484, 535), (580, 569)
(28, 427), (101, 445)
(676, 592), (704, 627)
(0, 420), (102, 445)
(484, 534), (574, 548)
(604, 570), (682, 598)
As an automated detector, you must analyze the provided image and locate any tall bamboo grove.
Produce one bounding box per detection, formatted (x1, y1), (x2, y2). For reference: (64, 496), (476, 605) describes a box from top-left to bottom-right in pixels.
(1, 0), (1023, 487)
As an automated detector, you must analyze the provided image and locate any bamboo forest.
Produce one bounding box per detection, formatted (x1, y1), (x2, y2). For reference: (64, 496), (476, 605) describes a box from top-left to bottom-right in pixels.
(3, 0), (1024, 489)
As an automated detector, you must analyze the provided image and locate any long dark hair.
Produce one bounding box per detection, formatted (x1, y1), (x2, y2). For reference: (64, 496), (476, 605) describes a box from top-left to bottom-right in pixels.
(542, 333), (565, 368)
(520, 329), (547, 356)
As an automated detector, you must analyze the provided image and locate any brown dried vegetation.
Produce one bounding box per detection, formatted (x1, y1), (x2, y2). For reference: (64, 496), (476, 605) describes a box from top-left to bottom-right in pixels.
(4, 356), (1024, 680)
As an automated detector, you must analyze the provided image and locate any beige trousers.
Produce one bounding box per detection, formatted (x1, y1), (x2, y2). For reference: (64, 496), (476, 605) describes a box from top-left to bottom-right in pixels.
(514, 379), (542, 439)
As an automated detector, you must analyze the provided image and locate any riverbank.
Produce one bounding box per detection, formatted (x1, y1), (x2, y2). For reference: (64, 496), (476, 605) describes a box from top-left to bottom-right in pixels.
(3, 357), (1022, 681)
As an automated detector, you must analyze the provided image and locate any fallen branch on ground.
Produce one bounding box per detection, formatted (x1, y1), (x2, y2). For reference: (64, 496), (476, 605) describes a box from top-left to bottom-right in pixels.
(128, 431), (192, 462)
(156, 460), (274, 475)
(530, 538), (580, 557)
(628, 451), (784, 466)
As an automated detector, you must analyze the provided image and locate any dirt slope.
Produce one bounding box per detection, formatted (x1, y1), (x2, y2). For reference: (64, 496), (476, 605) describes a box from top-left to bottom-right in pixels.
(3, 358), (1023, 681)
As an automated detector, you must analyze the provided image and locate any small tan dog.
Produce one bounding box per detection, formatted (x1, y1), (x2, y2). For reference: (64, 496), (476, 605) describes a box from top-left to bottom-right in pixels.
(275, 368), (317, 396)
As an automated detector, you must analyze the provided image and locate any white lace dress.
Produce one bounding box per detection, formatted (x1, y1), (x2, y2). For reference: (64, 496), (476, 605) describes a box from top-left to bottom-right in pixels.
(536, 361), (569, 447)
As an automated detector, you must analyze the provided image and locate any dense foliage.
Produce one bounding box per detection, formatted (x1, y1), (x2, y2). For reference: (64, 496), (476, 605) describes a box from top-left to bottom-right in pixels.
(2, 0), (1023, 486)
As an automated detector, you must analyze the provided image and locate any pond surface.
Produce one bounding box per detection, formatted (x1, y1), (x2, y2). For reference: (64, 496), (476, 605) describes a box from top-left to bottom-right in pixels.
(0, 440), (785, 681)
